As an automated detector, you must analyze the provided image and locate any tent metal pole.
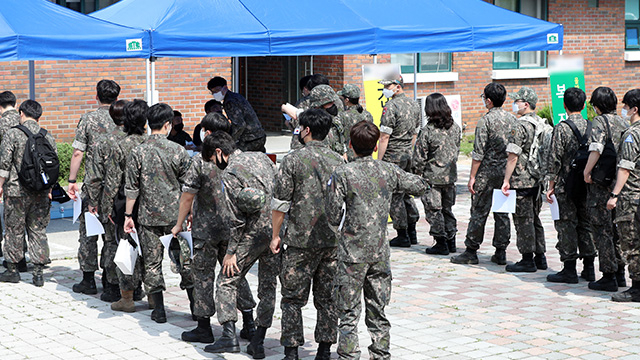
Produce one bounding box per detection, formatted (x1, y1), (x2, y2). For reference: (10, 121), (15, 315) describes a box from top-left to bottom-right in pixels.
(145, 58), (151, 104)
(28, 60), (35, 100)
(150, 57), (157, 105)
(413, 53), (418, 101)
(310, 55), (314, 74)
(373, 55), (377, 64)
(233, 56), (239, 92)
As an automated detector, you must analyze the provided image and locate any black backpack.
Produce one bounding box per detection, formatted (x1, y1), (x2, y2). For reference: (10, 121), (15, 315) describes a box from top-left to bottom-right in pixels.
(563, 119), (592, 201)
(14, 125), (59, 192)
(591, 115), (618, 187)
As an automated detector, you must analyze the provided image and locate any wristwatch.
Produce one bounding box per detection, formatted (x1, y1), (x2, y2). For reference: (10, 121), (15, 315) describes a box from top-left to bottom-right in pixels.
(610, 192), (619, 199)
(124, 213), (133, 218)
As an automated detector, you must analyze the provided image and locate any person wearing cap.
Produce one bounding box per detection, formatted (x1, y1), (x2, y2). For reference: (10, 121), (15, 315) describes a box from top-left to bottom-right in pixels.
(338, 84), (374, 161)
(377, 75), (422, 247)
(500, 87), (548, 273)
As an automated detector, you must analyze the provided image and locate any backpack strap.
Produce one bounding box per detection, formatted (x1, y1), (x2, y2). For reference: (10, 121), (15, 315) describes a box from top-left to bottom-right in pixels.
(564, 118), (591, 146)
(603, 114), (612, 143)
(14, 124), (33, 138)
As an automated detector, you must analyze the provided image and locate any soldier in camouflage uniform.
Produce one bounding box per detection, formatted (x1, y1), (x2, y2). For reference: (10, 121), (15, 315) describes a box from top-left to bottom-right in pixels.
(585, 87), (629, 291)
(546, 87), (595, 284)
(337, 84), (374, 161)
(326, 121), (429, 360)
(0, 91), (21, 260)
(0, 100), (55, 287)
(175, 112), (257, 345)
(202, 131), (279, 356)
(377, 75), (421, 247)
(607, 89), (640, 302)
(287, 75), (313, 151)
(68, 80), (120, 295)
(271, 109), (345, 360)
(412, 93), (461, 256)
(501, 87), (547, 272)
(124, 103), (193, 324)
(451, 83), (515, 265)
(207, 76), (267, 152)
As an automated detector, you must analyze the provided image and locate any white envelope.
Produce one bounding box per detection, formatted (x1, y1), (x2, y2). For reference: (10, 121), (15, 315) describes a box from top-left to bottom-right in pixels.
(491, 189), (516, 214)
(114, 239), (138, 275)
(73, 194), (82, 224)
(549, 194), (560, 221)
(84, 212), (105, 236)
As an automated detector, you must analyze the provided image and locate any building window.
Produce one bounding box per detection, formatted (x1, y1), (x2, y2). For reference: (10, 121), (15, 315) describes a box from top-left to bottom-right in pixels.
(627, 0), (640, 49)
(390, 53), (452, 73)
(52, 0), (119, 14)
(493, 0), (547, 69)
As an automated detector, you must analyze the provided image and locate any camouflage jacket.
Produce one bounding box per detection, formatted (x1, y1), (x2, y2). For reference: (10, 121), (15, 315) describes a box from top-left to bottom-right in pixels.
(589, 113), (628, 154)
(325, 114), (347, 156)
(272, 140), (345, 248)
(471, 107), (515, 186)
(548, 114), (589, 193)
(379, 93), (421, 162)
(326, 155), (429, 263)
(412, 122), (461, 186)
(617, 121), (640, 202)
(506, 113), (537, 189)
(72, 106), (115, 157)
(0, 119), (56, 197)
(0, 109), (20, 144)
(223, 91), (266, 143)
(222, 149), (276, 255)
(125, 134), (191, 226)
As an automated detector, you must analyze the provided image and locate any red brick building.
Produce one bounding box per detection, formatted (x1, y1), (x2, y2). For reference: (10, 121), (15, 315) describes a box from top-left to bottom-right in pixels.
(4, 0), (638, 142)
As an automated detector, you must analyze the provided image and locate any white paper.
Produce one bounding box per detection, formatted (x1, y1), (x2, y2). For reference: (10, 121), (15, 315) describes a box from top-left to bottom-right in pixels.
(549, 194), (560, 221)
(159, 234), (173, 250)
(338, 203), (347, 231)
(186, 150), (194, 157)
(491, 189), (516, 214)
(179, 231), (194, 259)
(73, 194), (82, 224)
(84, 212), (105, 236)
(130, 230), (142, 256)
(114, 239), (138, 275)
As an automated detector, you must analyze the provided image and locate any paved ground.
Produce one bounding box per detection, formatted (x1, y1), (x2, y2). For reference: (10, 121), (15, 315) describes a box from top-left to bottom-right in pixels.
(1, 137), (640, 359)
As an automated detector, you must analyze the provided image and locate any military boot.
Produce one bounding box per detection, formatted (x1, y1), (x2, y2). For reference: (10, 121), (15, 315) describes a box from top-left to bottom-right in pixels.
(407, 222), (418, 245)
(150, 292), (167, 323)
(246, 326), (267, 359)
(315, 342), (331, 360)
(182, 317), (215, 343)
(505, 253), (536, 273)
(283, 346), (299, 360)
(0, 262), (20, 283)
(101, 282), (122, 302)
(389, 229), (411, 248)
(3, 258), (27, 272)
(147, 290), (155, 309)
(490, 248), (507, 265)
(133, 283), (145, 301)
(447, 236), (457, 253)
(72, 271), (97, 294)
(240, 309), (256, 340)
(616, 265), (627, 287)
(547, 260), (579, 284)
(425, 237), (449, 255)
(450, 248), (478, 265)
(534, 253), (548, 270)
(589, 273), (618, 292)
(204, 321), (240, 353)
(580, 257), (596, 282)
(32, 264), (44, 287)
(612, 281), (640, 302)
(186, 287), (196, 320)
(111, 290), (135, 313)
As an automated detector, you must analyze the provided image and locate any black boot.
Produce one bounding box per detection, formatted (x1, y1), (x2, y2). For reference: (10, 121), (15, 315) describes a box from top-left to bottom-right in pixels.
(133, 283), (145, 301)
(182, 317), (215, 343)
(186, 288), (196, 321)
(150, 292), (166, 323)
(315, 342), (331, 360)
(450, 248), (478, 264)
(505, 253), (536, 273)
(447, 237), (457, 253)
(616, 264), (627, 287)
(589, 273), (618, 292)
(407, 222), (418, 245)
(534, 253), (548, 270)
(547, 260), (579, 284)
(246, 326), (267, 359)
(101, 282), (122, 302)
(240, 309), (256, 340)
(283, 346), (299, 360)
(580, 257), (596, 282)
(0, 262), (20, 283)
(72, 271), (97, 294)
(3, 258), (27, 272)
(491, 248), (507, 265)
(32, 264), (44, 287)
(204, 321), (240, 353)
(425, 237), (449, 255)
(389, 229), (411, 248)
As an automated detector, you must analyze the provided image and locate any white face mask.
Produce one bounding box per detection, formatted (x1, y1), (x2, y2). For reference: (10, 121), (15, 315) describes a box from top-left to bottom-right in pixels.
(621, 108), (628, 119)
(512, 102), (520, 113)
(382, 88), (395, 99)
(166, 124), (172, 136)
(200, 128), (207, 142)
(213, 91), (224, 102)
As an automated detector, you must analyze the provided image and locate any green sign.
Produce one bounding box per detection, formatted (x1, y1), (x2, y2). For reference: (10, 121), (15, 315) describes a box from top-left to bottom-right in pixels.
(549, 67), (587, 125)
(126, 39), (142, 52)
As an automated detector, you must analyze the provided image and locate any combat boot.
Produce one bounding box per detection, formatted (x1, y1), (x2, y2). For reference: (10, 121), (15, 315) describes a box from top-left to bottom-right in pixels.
(111, 290), (135, 313)
(389, 229), (411, 248)
(246, 326), (267, 359)
(534, 253), (548, 270)
(150, 292), (167, 323)
(505, 253), (536, 273)
(283, 346), (299, 360)
(315, 342), (331, 360)
(32, 264), (44, 287)
(612, 281), (640, 302)
(240, 309), (256, 340)
(447, 236), (457, 253)
(450, 248), (478, 265)
(589, 273), (618, 292)
(0, 262), (20, 283)
(101, 282), (121, 302)
(186, 287), (196, 320)
(547, 260), (579, 284)
(72, 271), (97, 294)
(3, 258), (27, 272)
(182, 317), (215, 343)
(204, 321), (240, 353)
(407, 222), (418, 245)
(425, 237), (449, 255)
(616, 265), (627, 287)
(580, 257), (596, 282)
(491, 248), (507, 265)
(133, 283), (145, 301)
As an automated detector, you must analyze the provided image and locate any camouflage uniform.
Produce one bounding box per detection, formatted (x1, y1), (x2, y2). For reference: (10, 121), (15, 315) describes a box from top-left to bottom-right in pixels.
(588, 113), (628, 273)
(182, 153), (256, 318)
(0, 109), (20, 247)
(272, 140), (345, 347)
(616, 121), (640, 281)
(548, 114), (595, 262)
(379, 93), (421, 230)
(325, 155), (429, 360)
(125, 134), (192, 294)
(216, 150), (279, 328)
(223, 91), (267, 152)
(72, 106), (116, 273)
(465, 107), (515, 251)
(0, 119), (55, 266)
(412, 122), (461, 241)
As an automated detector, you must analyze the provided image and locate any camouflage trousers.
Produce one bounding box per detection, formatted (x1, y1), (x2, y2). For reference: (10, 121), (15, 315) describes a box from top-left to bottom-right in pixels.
(99, 221), (118, 285)
(337, 260), (392, 360)
(114, 225), (144, 291)
(138, 225), (193, 294)
(77, 192), (101, 272)
(464, 175), (511, 251)
(387, 155), (419, 230)
(216, 239), (281, 327)
(3, 194), (51, 265)
(588, 183), (623, 273)
(280, 246), (338, 347)
(553, 191), (595, 262)
(615, 196), (640, 280)
(512, 189), (545, 255)
(191, 237), (256, 318)
(238, 136), (267, 153)
(421, 184), (457, 240)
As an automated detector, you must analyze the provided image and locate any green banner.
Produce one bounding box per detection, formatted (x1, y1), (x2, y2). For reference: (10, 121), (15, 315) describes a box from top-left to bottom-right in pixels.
(549, 70), (587, 125)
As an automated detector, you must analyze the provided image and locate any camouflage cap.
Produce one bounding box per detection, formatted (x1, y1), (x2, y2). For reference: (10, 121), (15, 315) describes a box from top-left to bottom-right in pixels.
(378, 74), (403, 86)
(337, 84), (361, 99)
(236, 187), (267, 214)
(509, 86), (538, 107)
(310, 84), (336, 108)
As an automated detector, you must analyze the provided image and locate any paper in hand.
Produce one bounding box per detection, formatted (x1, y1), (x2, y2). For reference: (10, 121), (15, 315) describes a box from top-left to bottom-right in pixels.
(84, 212), (105, 236)
(130, 230), (142, 256)
(491, 189), (516, 214)
(73, 194), (82, 224)
(159, 234), (173, 250)
(549, 194), (560, 221)
(114, 239), (138, 275)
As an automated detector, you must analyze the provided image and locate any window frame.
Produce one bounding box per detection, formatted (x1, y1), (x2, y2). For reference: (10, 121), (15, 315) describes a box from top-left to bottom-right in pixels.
(395, 53), (453, 74)
(627, 1), (640, 50)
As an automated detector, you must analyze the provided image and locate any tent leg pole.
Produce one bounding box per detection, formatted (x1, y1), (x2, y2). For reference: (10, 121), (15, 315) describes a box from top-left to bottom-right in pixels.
(28, 61), (36, 101)
(233, 57), (239, 92)
(146, 58), (151, 104)
(310, 55), (313, 74)
(413, 53), (418, 101)
(373, 55), (377, 64)
(150, 57), (157, 105)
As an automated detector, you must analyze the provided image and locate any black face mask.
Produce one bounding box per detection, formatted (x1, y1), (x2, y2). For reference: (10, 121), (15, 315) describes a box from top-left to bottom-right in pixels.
(174, 123), (184, 132)
(297, 128), (307, 146)
(215, 154), (228, 170)
(326, 104), (338, 117)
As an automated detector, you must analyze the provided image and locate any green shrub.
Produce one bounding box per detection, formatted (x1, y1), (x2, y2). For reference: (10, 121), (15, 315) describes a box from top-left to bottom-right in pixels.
(57, 143), (84, 186)
(460, 134), (474, 156)
(537, 102), (595, 126)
